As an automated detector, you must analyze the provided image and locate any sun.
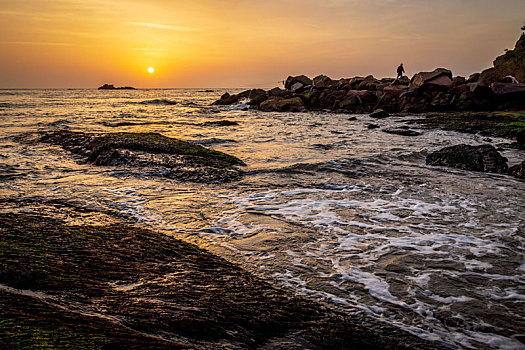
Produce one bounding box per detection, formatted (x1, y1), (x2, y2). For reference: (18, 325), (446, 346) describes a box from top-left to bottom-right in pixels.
(147, 67), (155, 74)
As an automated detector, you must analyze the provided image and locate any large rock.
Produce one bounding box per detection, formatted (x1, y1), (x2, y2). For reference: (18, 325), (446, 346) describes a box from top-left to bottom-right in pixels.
(490, 83), (525, 96)
(38, 131), (245, 183)
(268, 87), (293, 99)
(480, 34), (525, 84)
(312, 75), (336, 88)
(466, 73), (480, 83)
(285, 75), (312, 90)
(357, 75), (380, 90)
(259, 96), (306, 112)
(410, 68), (453, 89)
(390, 76), (410, 86)
(369, 109), (389, 119)
(290, 82), (305, 92)
(426, 144), (508, 173)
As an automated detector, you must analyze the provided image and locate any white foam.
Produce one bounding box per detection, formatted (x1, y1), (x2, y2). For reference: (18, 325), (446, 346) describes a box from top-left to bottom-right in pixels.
(212, 185), (524, 349)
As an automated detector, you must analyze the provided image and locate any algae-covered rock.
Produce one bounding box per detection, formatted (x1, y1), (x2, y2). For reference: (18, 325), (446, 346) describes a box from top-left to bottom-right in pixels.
(0, 212), (446, 350)
(39, 131), (245, 183)
(426, 144), (508, 173)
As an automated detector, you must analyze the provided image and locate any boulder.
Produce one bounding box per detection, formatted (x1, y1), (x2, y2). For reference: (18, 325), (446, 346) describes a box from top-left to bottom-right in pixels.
(291, 82), (305, 92)
(248, 89), (268, 106)
(452, 76), (466, 87)
(285, 75), (312, 90)
(490, 83), (525, 96)
(479, 67), (501, 86)
(449, 84), (469, 96)
(212, 92), (240, 105)
(349, 76), (366, 89)
(313, 75), (336, 88)
(426, 144), (508, 173)
(499, 76), (519, 84)
(390, 76), (410, 86)
(409, 68), (453, 89)
(268, 87), (293, 99)
(508, 161), (525, 179)
(466, 73), (480, 83)
(260, 96), (306, 112)
(357, 75), (380, 90)
(369, 109), (389, 119)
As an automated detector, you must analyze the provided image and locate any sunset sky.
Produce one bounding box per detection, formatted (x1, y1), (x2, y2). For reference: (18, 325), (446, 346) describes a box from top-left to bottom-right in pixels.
(1, 0), (524, 88)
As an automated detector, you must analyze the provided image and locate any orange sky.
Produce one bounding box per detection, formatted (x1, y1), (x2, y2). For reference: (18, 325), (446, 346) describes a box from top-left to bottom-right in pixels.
(1, 0), (524, 88)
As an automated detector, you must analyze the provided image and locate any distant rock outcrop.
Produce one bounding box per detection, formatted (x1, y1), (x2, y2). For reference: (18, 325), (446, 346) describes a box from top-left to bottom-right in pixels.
(98, 84), (136, 90)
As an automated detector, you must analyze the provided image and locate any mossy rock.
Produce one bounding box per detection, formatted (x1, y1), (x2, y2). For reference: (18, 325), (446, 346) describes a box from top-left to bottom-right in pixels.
(38, 131), (245, 183)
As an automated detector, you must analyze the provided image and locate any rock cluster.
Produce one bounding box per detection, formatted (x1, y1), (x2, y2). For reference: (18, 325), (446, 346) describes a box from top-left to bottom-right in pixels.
(213, 35), (525, 114)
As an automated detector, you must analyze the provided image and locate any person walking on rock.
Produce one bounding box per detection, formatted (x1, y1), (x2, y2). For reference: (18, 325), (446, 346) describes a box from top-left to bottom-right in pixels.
(397, 63), (405, 79)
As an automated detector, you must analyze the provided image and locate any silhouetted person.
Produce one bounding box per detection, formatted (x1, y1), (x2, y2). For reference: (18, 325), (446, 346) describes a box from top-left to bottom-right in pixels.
(397, 64), (405, 79)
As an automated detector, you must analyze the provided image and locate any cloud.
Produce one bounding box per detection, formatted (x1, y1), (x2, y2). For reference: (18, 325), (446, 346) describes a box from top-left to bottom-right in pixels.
(1, 41), (72, 46)
(125, 21), (197, 32)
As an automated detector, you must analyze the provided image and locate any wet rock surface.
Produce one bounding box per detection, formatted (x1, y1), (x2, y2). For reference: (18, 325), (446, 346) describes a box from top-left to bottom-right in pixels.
(0, 213), (447, 350)
(38, 131), (245, 183)
(426, 144), (508, 173)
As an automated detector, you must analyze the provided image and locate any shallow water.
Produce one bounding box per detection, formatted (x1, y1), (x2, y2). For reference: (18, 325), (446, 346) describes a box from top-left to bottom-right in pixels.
(1, 89), (524, 349)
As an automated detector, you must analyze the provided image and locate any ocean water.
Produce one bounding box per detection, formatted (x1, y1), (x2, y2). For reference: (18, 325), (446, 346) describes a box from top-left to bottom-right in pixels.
(0, 89), (524, 349)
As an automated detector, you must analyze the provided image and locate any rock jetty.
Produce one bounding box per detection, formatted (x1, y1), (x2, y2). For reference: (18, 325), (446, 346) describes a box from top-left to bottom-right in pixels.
(213, 34), (525, 114)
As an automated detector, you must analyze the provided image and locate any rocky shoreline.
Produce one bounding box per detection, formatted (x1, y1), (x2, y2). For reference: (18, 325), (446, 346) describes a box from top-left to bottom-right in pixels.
(213, 34), (525, 115)
(0, 211), (448, 350)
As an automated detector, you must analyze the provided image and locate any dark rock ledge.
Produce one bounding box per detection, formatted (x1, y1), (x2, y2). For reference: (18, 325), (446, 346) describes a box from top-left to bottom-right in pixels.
(38, 131), (245, 183)
(0, 212), (447, 349)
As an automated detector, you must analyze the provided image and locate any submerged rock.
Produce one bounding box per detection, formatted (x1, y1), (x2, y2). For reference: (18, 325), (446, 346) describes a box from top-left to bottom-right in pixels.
(426, 144), (508, 173)
(201, 120), (239, 127)
(382, 128), (422, 136)
(39, 131), (245, 183)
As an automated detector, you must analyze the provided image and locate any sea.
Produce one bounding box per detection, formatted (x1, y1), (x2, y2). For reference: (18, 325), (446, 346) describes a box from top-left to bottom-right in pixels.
(0, 88), (524, 349)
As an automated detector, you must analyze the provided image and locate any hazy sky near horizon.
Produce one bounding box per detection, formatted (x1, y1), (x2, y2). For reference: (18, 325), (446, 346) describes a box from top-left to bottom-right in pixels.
(1, 0), (524, 88)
